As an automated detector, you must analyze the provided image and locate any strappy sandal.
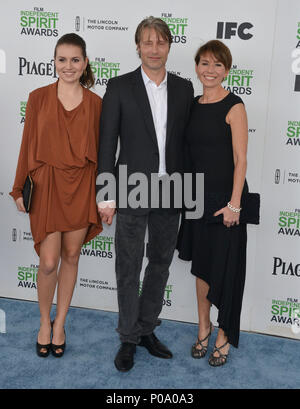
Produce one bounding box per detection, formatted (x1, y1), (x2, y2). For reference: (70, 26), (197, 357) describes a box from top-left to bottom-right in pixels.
(208, 341), (229, 366)
(191, 322), (214, 359)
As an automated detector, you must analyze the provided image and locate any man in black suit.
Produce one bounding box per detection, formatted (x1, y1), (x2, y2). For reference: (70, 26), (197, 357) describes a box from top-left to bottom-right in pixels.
(97, 16), (194, 372)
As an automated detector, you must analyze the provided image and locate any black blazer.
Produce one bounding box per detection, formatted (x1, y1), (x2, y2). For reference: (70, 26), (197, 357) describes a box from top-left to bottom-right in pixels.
(97, 66), (194, 215)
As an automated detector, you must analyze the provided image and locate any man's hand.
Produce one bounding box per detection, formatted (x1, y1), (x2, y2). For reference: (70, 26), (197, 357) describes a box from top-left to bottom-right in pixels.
(97, 201), (116, 225)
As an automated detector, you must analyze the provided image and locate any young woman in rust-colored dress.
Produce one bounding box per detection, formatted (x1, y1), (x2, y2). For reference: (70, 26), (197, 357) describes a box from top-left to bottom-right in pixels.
(10, 34), (102, 358)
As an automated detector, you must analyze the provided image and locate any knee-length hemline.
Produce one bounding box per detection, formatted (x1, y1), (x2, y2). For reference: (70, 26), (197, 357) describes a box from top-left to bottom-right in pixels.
(10, 81), (103, 256)
(33, 223), (103, 257)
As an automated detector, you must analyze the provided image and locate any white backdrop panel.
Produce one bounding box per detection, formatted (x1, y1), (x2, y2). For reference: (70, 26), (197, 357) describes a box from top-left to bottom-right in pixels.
(0, 0), (299, 340)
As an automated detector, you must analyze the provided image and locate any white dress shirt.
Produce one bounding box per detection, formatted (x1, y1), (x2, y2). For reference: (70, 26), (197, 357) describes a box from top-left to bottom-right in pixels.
(99, 67), (168, 206)
(141, 66), (168, 176)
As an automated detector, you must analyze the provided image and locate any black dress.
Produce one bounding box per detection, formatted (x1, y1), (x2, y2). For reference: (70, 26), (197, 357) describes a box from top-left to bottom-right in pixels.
(177, 92), (247, 348)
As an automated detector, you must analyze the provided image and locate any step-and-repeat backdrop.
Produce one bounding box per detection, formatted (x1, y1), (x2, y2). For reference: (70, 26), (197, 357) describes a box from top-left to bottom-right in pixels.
(0, 0), (299, 340)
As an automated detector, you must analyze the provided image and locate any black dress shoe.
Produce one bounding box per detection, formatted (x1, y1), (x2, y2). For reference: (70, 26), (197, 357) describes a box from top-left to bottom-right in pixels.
(138, 333), (173, 359)
(114, 342), (136, 372)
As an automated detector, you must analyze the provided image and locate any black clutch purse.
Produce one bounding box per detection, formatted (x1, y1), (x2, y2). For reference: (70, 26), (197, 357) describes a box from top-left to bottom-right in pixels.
(22, 175), (34, 213)
(203, 192), (260, 224)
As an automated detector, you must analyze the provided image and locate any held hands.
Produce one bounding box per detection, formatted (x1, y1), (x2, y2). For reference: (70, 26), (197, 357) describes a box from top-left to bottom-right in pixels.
(15, 197), (26, 213)
(214, 205), (240, 228)
(97, 201), (116, 225)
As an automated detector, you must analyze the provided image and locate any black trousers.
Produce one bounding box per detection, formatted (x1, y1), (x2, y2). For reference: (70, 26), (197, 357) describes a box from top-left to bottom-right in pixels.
(115, 210), (180, 344)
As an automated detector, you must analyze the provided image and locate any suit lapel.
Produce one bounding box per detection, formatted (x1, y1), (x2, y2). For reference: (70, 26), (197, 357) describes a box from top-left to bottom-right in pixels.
(166, 73), (176, 148)
(132, 67), (158, 148)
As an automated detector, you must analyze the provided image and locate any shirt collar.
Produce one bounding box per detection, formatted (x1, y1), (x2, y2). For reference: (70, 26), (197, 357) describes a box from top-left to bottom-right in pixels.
(141, 66), (167, 88)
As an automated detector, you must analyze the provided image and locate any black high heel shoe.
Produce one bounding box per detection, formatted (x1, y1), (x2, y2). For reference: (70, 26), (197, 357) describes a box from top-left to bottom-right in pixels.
(51, 322), (66, 358)
(36, 321), (53, 358)
(36, 341), (51, 358)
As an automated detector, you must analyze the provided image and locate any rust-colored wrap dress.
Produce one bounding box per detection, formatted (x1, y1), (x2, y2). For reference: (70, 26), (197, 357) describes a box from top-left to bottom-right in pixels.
(10, 81), (103, 255)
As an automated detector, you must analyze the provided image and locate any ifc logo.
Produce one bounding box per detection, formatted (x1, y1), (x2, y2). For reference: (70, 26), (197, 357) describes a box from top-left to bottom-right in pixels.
(217, 22), (253, 40)
(0, 49), (6, 74)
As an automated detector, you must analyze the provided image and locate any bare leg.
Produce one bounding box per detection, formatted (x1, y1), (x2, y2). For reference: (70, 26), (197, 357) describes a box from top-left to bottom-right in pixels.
(213, 328), (230, 359)
(52, 227), (88, 351)
(196, 278), (230, 358)
(195, 277), (212, 349)
(37, 232), (61, 352)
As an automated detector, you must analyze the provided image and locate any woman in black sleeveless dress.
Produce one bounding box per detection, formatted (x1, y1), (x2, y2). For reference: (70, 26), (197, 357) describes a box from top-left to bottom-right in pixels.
(177, 40), (249, 366)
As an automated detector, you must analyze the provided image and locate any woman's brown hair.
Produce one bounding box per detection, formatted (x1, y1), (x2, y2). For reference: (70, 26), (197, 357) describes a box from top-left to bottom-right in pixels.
(194, 40), (232, 70)
(54, 33), (95, 88)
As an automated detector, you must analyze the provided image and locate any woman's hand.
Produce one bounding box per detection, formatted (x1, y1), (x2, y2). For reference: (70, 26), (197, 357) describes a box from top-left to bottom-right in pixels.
(97, 201), (116, 225)
(214, 206), (240, 228)
(15, 197), (26, 213)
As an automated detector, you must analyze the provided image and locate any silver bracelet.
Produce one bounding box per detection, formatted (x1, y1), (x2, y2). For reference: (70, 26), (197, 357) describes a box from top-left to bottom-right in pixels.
(227, 201), (242, 213)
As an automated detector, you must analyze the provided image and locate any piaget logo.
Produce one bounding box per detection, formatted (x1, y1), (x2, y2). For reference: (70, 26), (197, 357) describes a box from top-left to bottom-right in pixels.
(271, 298), (300, 327)
(160, 13), (188, 44)
(224, 65), (254, 95)
(278, 210), (300, 237)
(17, 265), (38, 289)
(81, 234), (113, 258)
(286, 120), (300, 146)
(18, 57), (57, 77)
(20, 7), (59, 37)
(272, 257), (300, 277)
(90, 58), (120, 86)
(20, 101), (27, 124)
